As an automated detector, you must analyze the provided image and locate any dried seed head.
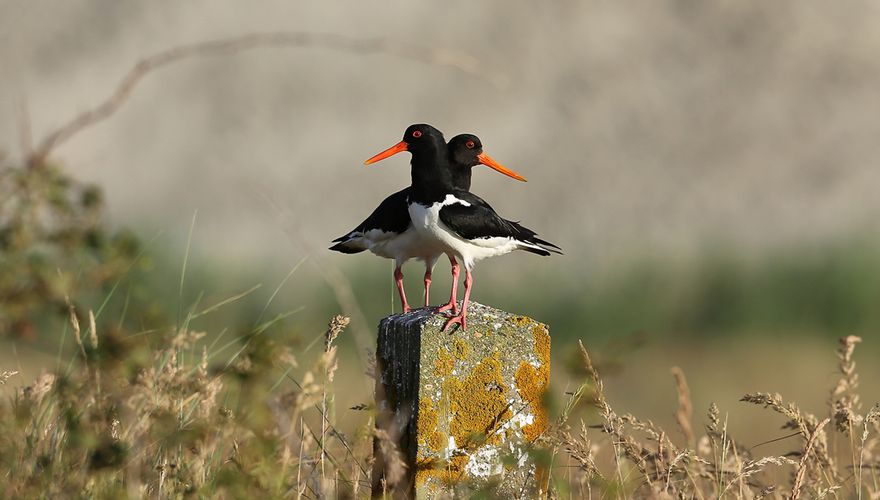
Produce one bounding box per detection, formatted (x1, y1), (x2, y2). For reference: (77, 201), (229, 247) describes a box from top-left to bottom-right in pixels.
(68, 302), (85, 357)
(324, 315), (350, 351)
(671, 366), (694, 446)
(838, 335), (862, 365)
(0, 370), (18, 385)
(278, 347), (298, 368)
(19, 373), (56, 404)
(88, 310), (98, 349)
(110, 418), (121, 441)
(562, 422), (604, 481)
(321, 347), (339, 383)
(198, 346), (208, 380)
(707, 402), (720, 435)
(866, 403), (880, 426)
(171, 329), (206, 349)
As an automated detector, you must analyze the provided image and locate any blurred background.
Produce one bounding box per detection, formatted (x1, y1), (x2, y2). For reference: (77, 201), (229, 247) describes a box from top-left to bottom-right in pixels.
(2, 0), (879, 449)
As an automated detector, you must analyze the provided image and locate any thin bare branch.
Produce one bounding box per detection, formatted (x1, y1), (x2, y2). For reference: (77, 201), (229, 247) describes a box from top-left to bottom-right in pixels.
(29, 31), (506, 165)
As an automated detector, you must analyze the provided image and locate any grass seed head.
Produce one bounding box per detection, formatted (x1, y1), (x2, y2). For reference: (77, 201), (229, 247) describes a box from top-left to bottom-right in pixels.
(0, 370), (18, 385)
(324, 315), (350, 352)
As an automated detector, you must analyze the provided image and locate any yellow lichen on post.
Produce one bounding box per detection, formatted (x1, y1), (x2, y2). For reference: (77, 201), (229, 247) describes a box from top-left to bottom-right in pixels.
(417, 398), (443, 451)
(532, 324), (551, 366)
(512, 315), (531, 326)
(445, 352), (511, 449)
(417, 353), (512, 491)
(416, 454), (470, 487)
(515, 324), (551, 442)
(376, 302), (551, 498)
(433, 347), (454, 377)
(452, 338), (470, 360)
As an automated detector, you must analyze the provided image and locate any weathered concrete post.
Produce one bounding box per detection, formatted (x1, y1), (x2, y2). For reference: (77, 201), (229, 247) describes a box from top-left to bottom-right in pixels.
(372, 302), (551, 498)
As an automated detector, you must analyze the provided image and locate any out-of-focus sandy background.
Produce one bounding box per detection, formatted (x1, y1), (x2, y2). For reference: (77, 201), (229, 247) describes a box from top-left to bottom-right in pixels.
(3, 0), (880, 447)
(5, 1), (880, 262)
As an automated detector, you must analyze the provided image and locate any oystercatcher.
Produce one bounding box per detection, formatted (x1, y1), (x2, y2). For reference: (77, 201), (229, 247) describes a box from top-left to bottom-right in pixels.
(329, 125), (527, 312)
(407, 135), (562, 331)
(431, 133), (530, 315)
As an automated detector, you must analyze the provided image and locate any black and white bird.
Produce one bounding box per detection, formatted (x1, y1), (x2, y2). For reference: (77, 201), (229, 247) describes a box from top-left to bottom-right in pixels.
(329, 124), (526, 312)
(406, 134), (562, 331)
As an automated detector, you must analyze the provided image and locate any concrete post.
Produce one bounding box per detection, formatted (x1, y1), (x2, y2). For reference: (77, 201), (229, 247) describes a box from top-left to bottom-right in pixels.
(372, 302), (551, 498)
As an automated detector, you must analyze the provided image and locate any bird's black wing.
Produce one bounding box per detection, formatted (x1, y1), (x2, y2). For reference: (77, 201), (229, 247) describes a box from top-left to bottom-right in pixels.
(438, 190), (562, 255)
(329, 188), (412, 253)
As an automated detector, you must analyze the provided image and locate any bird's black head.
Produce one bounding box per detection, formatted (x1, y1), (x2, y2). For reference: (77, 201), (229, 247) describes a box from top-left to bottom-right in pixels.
(446, 133), (527, 182)
(447, 134), (483, 167)
(364, 124), (446, 166)
(403, 123), (445, 152)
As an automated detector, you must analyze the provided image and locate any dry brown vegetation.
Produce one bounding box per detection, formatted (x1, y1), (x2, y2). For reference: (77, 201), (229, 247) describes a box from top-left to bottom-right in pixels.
(1, 300), (877, 498)
(0, 308), (382, 498)
(551, 337), (880, 499)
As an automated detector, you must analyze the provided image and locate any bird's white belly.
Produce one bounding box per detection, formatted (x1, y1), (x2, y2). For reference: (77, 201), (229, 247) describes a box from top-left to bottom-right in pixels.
(366, 226), (440, 262)
(408, 201), (520, 268)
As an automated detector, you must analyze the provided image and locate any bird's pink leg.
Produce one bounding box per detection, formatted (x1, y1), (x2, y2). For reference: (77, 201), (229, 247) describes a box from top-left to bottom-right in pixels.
(423, 267), (432, 307)
(443, 269), (472, 332)
(394, 266), (411, 313)
(436, 256), (460, 315)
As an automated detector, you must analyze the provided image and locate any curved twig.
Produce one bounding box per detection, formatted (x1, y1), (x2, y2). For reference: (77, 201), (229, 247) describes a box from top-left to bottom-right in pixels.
(29, 31), (506, 165)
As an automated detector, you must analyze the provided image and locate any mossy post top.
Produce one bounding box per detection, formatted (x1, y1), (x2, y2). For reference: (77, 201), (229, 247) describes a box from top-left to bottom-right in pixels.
(373, 302), (550, 498)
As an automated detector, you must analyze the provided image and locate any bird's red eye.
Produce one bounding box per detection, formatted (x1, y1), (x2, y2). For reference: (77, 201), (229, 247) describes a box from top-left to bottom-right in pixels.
(466, 140), (475, 149)
(412, 130), (423, 138)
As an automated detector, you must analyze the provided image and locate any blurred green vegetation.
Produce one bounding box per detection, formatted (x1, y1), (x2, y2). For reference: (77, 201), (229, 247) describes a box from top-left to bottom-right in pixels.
(0, 158), (141, 338)
(4, 151), (879, 362)
(540, 239), (880, 341)
(11, 230), (880, 355)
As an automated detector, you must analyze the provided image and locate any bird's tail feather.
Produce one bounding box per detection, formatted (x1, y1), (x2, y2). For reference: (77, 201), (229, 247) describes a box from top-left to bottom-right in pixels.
(329, 239), (366, 254)
(517, 238), (562, 256)
(519, 245), (552, 257)
(532, 237), (563, 254)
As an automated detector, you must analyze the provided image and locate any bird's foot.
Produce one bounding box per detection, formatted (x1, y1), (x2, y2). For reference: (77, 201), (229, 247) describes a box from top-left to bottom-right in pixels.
(442, 313), (466, 332)
(435, 301), (459, 316)
(401, 304), (413, 313)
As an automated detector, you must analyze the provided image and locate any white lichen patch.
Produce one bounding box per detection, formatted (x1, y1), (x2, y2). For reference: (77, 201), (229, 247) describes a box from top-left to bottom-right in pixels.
(464, 446), (504, 478)
(510, 411), (535, 428)
(505, 440), (531, 468)
(442, 436), (458, 459)
(495, 409), (535, 444)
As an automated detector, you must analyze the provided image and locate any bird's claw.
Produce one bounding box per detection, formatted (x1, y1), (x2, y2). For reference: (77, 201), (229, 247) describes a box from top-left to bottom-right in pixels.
(435, 301), (459, 316)
(442, 314), (466, 332)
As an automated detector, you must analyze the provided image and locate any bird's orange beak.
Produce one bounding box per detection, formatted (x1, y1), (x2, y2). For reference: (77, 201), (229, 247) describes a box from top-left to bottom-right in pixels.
(364, 141), (408, 165)
(477, 152), (527, 182)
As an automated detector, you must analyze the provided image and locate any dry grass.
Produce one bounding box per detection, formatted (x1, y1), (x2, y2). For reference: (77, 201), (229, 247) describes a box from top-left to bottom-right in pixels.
(0, 307), (378, 498)
(0, 302), (878, 498)
(553, 336), (880, 499)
